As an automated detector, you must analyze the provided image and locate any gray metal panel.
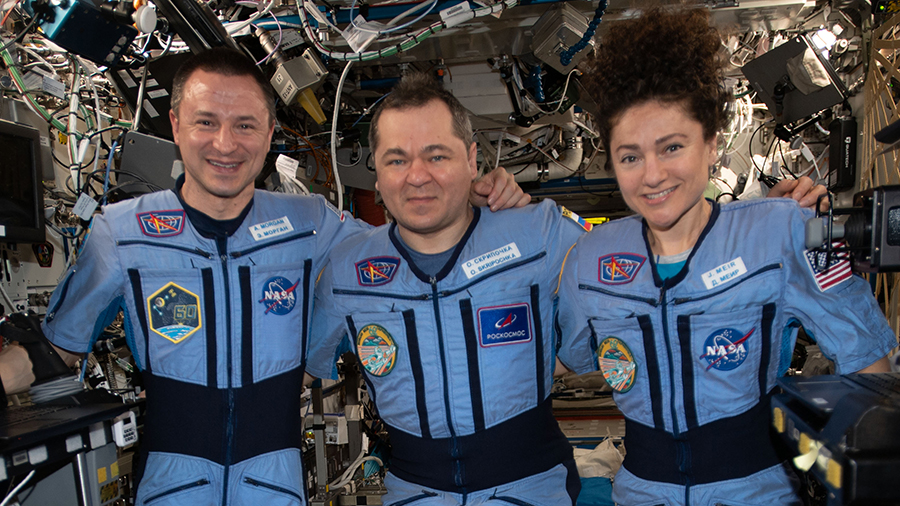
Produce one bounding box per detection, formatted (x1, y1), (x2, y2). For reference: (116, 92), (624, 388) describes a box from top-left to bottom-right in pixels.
(118, 131), (180, 194)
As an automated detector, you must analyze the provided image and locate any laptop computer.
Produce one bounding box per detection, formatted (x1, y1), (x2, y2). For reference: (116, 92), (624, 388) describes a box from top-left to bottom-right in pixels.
(0, 314), (133, 448)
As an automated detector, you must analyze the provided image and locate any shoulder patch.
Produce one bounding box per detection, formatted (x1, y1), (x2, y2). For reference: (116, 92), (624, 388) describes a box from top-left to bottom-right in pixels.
(598, 253), (646, 285)
(561, 206), (592, 232)
(805, 242), (852, 291)
(356, 256), (400, 286)
(137, 210), (185, 237)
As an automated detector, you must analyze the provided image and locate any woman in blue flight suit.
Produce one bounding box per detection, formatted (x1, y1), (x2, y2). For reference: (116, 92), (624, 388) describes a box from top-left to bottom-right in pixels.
(556, 8), (895, 506)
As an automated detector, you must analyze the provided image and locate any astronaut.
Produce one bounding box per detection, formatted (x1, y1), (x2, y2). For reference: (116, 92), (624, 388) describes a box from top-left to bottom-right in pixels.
(307, 73), (586, 505)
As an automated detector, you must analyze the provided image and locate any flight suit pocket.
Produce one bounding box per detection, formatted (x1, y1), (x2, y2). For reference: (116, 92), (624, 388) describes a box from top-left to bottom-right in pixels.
(138, 268), (209, 386)
(688, 308), (769, 424)
(468, 286), (540, 426)
(589, 315), (658, 428)
(247, 261), (309, 382)
(237, 475), (304, 506)
(348, 311), (421, 434)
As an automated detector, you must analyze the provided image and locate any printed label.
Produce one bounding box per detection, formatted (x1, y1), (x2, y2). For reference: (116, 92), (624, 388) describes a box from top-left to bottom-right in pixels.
(701, 257), (747, 290)
(461, 242), (521, 280)
(249, 216), (294, 241)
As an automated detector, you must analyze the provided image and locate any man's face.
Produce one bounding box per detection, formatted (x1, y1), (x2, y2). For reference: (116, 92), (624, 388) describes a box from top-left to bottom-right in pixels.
(374, 100), (477, 245)
(170, 70), (274, 213)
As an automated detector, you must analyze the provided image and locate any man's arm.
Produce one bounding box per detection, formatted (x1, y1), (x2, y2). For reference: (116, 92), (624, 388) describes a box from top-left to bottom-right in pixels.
(767, 176), (828, 211)
(470, 167), (531, 211)
(0, 344), (34, 394)
(51, 343), (82, 368)
(857, 356), (892, 373)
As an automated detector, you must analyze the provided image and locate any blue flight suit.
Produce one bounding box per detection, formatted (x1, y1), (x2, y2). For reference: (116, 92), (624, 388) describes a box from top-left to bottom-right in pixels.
(42, 187), (364, 506)
(307, 201), (587, 505)
(557, 199), (896, 506)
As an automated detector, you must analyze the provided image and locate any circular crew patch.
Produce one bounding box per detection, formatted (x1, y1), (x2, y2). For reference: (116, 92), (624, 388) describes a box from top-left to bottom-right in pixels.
(597, 337), (637, 392)
(356, 324), (398, 376)
(700, 327), (752, 371)
(258, 276), (299, 315)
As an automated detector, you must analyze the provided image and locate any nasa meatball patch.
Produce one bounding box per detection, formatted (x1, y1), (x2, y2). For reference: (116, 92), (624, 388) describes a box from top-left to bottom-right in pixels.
(477, 304), (532, 347)
(259, 276), (300, 315)
(700, 327), (753, 371)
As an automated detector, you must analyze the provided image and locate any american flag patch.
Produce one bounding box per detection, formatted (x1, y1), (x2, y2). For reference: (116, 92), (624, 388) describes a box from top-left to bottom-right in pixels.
(805, 241), (852, 292)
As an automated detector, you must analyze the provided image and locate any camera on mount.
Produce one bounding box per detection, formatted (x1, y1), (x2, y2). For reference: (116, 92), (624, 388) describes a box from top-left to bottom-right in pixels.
(805, 186), (900, 272)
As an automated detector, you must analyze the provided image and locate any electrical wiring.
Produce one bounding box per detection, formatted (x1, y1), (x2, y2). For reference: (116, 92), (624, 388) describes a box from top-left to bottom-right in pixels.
(102, 139), (119, 205)
(351, 91), (391, 128)
(249, 6), (283, 65)
(226, 0), (276, 35)
(1, 47), (71, 133)
(0, 0), (20, 26)
(349, 0), (438, 35)
(543, 68), (581, 114)
(0, 470), (35, 506)
(0, 12), (40, 53)
(297, 0), (519, 61)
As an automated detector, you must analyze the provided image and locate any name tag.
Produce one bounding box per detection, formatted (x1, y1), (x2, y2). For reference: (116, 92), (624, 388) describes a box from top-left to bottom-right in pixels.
(249, 216), (294, 241)
(461, 243), (521, 280)
(701, 257), (747, 290)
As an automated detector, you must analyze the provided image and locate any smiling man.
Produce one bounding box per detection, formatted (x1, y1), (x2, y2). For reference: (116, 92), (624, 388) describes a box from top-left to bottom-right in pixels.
(41, 49), (528, 506)
(307, 73), (589, 505)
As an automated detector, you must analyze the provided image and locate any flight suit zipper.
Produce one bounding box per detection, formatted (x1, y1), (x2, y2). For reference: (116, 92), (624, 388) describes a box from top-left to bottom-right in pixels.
(430, 276), (462, 491)
(657, 284), (692, 504)
(217, 236), (236, 506)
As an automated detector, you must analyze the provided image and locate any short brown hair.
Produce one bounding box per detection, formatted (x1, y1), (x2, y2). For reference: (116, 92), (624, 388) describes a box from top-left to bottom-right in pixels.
(582, 7), (729, 152)
(170, 47), (276, 121)
(368, 73), (473, 153)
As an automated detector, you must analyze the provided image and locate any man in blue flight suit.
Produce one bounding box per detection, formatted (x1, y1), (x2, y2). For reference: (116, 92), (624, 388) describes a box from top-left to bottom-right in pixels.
(307, 73), (590, 505)
(41, 49), (528, 506)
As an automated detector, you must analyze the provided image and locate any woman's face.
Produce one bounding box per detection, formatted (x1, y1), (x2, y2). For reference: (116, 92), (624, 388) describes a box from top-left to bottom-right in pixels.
(609, 100), (717, 235)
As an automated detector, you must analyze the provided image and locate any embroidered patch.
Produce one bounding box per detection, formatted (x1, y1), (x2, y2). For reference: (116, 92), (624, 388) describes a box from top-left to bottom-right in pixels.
(701, 257), (747, 290)
(805, 242), (852, 292)
(561, 206), (593, 232)
(598, 253), (646, 285)
(700, 327), (753, 371)
(477, 303), (532, 347)
(356, 324), (398, 376)
(597, 337), (637, 392)
(32, 242), (54, 267)
(249, 216), (294, 241)
(259, 276), (299, 315)
(461, 242), (521, 280)
(356, 257), (401, 286)
(137, 210), (185, 237)
(147, 282), (201, 344)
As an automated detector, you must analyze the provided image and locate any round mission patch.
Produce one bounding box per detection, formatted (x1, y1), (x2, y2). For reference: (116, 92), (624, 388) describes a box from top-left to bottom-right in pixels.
(356, 324), (398, 376)
(597, 337), (637, 392)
